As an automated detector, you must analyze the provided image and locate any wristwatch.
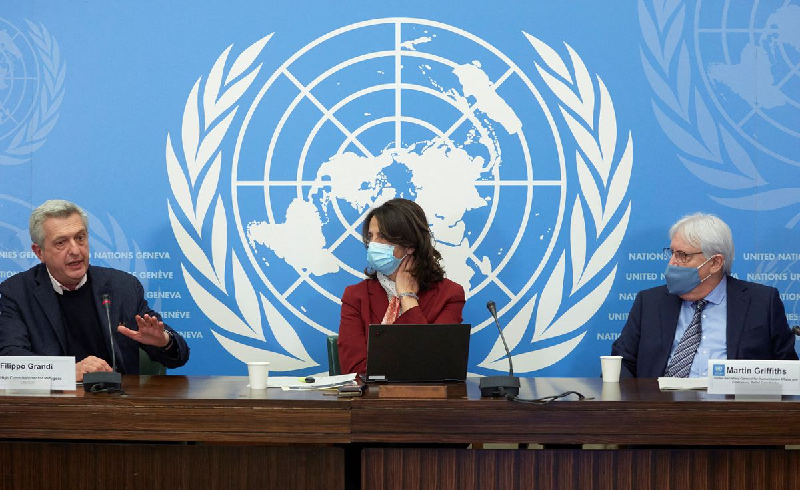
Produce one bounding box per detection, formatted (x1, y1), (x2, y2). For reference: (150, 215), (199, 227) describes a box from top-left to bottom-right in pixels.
(162, 329), (175, 350)
(398, 292), (419, 300)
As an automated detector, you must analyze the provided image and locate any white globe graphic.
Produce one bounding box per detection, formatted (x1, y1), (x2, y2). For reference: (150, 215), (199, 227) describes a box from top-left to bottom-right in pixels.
(231, 18), (566, 337)
(695, 1), (800, 165)
(0, 19), (39, 140)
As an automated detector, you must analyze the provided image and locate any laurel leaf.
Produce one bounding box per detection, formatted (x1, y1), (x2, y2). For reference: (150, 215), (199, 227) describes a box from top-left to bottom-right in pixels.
(537, 267), (616, 341)
(25, 19), (42, 39)
(211, 330), (317, 370)
(485, 332), (586, 373)
(8, 126), (26, 150)
(168, 203), (221, 290)
(710, 189), (800, 211)
(196, 153), (221, 231)
(663, 5), (684, 66)
(182, 265), (259, 340)
(0, 155), (28, 165)
(532, 251), (565, 341)
(562, 108), (607, 183)
(678, 156), (761, 190)
(720, 128), (764, 182)
(481, 293), (537, 365)
(576, 153), (602, 233)
(31, 115), (58, 141)
(182, 79), (201, 185)
(693, 90), (720, 161)
(597, 78), (617, 167)
(524, 33), (573, 83)
(536, 63), (583, 117)
(204, 45), (231, 126)
(603, 134), (633, 227)
(638, 0), (665, 70)
(640, 51), (685, 120)
(570, 198), (587, 294)
(578, 204), (630, 290)
(676, 43), (690, 118)
(165, 134), (196, 229)
(211, 196), (227, 290)
(227, 34), (272, 84)
(231, 252), (264, 341)
(565, 44), (594, 127)
(195, 109), (237, 176)
(215, 68), (260, 115)
(652, 102), (715, 160)
(261, 293), (315, 363)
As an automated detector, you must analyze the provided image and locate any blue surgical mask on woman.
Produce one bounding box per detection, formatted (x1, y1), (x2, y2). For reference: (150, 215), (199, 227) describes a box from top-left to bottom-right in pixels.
(664, 256), (715, 295)
(367, 242), (403, 275)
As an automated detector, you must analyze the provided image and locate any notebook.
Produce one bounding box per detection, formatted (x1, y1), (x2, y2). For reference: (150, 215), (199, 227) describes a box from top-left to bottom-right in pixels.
(365, 323), (471, 382)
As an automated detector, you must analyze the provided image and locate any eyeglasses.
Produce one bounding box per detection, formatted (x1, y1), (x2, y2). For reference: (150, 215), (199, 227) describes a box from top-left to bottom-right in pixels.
(663, 248), (704, 264)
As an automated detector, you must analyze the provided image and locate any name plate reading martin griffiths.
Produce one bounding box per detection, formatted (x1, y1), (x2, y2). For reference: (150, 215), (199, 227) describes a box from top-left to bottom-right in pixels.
(707, 359), (800, 395)
(0, 356), (76, 391)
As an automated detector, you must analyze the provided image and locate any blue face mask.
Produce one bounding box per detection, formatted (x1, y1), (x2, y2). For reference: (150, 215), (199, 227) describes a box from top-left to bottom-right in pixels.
(664, 256), (714, 295)
(367, 242), (403, 275)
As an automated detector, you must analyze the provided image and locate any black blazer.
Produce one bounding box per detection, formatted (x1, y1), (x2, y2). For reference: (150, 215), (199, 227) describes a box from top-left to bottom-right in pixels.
(611, 276), (797, 378)
(0, 263), (189, 373)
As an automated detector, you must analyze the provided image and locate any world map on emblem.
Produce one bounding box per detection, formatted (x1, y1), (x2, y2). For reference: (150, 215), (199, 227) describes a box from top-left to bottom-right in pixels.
(696, 1), (800, 164)
(231, 19), (567, 335)
(0, 19), (38, 140)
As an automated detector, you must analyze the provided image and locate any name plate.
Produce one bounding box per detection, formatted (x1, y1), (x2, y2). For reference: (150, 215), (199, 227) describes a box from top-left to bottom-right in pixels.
(0, 356), (76, 391)
(707, 359), (800, 395)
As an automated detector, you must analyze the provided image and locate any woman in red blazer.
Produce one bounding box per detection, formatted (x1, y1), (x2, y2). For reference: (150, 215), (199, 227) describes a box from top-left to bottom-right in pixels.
(337, 199), (465, 374)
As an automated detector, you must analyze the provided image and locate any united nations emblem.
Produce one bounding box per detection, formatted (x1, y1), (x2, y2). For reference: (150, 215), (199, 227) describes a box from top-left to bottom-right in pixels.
(0, 19), (64, 165)
(166, 18), (634, 374)
(640, 0), (800, 228)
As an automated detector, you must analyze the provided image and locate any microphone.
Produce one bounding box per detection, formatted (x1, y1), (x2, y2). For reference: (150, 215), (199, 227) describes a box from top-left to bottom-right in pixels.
(479, 300), (521, 397)
(793, 326), (800, 337)
(83, 293), (123, 392)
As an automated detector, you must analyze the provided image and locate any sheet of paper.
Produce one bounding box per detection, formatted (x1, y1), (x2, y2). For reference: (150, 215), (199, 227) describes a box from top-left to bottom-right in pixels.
(267, 373), (357, 390)
(657, 376), (708, 390)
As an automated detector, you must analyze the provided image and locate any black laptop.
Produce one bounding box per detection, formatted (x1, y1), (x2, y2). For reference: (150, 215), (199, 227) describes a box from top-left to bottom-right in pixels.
(365, 324), (471, 382)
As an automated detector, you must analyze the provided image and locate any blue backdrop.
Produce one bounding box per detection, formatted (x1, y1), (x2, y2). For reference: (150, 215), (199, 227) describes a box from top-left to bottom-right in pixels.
(1, 1), (798, 377)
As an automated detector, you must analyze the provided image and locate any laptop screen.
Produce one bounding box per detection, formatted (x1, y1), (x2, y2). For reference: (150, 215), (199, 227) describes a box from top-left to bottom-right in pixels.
(365, 323), (471, 382)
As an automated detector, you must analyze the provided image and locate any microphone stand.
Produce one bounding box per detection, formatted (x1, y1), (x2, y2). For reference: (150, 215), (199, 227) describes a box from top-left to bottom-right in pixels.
(479, 301), (520, 397)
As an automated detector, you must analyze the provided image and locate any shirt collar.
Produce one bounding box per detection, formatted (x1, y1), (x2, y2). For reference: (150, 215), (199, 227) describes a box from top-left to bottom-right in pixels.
(684, 274), (727, 307)
(46, 267), (88, 295)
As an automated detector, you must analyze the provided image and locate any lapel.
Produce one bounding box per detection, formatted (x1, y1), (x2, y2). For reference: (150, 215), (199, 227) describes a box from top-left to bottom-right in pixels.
(366, 279), (389, 324)
(658, 288), (683, 372)
(725, 276), (748, 359)
(31, 264), (68, 353)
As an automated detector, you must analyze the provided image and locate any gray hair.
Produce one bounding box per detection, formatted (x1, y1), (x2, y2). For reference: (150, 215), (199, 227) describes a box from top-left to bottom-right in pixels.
(669, 213), (733, 275)
(29, 200), (89, 249)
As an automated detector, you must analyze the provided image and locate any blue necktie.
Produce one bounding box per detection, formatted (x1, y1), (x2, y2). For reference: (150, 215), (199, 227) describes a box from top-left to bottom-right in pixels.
(664, 299), (709, 378)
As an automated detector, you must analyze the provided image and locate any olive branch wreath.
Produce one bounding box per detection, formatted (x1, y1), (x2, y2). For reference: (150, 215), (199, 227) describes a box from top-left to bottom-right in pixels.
(639, 0), (800, 228)
(165, 36), (317, 370)
(481, 34), (633, 373)
(0, 20), (65, 166)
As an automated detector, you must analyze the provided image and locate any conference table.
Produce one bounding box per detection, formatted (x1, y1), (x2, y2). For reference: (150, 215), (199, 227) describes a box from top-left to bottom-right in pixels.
(2, 376), (800, 489)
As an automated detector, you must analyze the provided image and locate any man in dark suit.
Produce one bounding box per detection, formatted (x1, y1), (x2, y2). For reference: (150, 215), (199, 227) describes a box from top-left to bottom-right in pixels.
(0, 200), (189, 380)
(612, 213), (797, 378)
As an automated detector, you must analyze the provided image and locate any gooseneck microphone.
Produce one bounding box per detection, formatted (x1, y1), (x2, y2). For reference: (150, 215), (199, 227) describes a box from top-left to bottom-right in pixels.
(102, 294), (117, 371)
(479, 300), (521, 397)
(83, 294), (123, 393)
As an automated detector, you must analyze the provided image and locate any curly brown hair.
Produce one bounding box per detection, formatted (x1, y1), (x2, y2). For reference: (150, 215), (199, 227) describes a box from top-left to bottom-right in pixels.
(362, 198), (445, 291)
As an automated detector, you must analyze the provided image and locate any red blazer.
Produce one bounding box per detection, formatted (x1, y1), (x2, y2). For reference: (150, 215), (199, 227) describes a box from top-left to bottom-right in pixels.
(337, 278), (465, 374)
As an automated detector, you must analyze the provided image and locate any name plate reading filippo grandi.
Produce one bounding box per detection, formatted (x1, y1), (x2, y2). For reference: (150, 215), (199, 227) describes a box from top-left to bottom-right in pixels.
(0, 356), (76, 391)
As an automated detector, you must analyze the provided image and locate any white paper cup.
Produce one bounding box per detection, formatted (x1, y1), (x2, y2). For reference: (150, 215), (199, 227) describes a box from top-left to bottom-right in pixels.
(600, 355), (622, 383)
(247, 361), (270, 390)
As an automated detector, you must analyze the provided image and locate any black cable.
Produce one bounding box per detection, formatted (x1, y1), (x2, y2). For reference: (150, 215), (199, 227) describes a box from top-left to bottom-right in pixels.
(507, 390), (593, 404)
